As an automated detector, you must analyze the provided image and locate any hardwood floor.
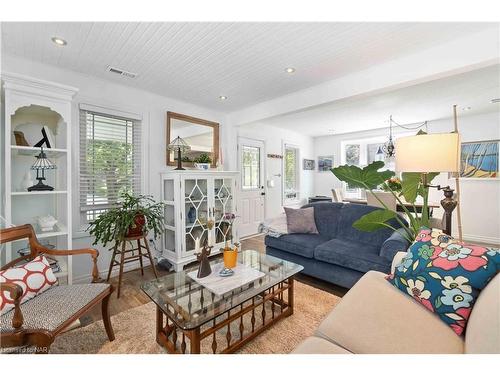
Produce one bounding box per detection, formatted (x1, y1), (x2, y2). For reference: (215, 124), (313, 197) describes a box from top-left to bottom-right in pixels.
(81, 234), (347, 326)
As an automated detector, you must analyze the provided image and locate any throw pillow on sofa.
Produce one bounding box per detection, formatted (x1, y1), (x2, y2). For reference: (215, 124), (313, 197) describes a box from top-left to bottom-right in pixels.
(387, 228), (500, 335)
(0, 255), (58, 315)
(284, 206), (319, 234)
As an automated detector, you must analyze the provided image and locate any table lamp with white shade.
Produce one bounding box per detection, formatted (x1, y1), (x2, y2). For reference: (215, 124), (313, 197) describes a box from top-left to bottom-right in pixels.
(395, 133), (461, 236)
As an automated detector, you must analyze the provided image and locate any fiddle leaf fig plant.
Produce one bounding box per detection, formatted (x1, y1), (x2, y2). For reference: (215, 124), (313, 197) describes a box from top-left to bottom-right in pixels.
(87, 192), (166, 247)
(331, 161), (439, 242)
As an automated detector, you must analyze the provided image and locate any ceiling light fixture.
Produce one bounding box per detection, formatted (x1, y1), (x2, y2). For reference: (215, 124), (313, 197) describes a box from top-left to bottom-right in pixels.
(285, 67), (296, 74)
(491, 98), (500, 103)
(51, 37), (67, 46)
(219, 95), (228, 101)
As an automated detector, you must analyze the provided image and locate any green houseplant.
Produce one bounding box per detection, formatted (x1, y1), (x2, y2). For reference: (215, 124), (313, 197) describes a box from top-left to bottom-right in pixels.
(193, 153), (212, 164)
(87, 192), (166, 247)
(331, 161), (439, 243)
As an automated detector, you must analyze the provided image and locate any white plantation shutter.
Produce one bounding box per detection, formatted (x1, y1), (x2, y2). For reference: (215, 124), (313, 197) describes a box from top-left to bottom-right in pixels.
(79, 108), (141, 224)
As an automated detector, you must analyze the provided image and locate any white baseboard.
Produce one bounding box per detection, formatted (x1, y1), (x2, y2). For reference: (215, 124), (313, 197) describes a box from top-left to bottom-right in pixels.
(72, 259), (152, 284)
(460, 234), (500, 246)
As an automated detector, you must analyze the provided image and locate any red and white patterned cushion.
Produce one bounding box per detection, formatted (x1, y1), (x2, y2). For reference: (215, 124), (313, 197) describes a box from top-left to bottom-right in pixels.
(0, 255), (58, 315)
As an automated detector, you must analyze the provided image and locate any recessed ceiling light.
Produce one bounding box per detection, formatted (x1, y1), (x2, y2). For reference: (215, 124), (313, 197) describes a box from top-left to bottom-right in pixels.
(462, 106), (472, 111)
(491, 98), (500, 103)
(51, 37), (67, 46)
(219, 95), (228, 101)
(285, 67), (296, 74)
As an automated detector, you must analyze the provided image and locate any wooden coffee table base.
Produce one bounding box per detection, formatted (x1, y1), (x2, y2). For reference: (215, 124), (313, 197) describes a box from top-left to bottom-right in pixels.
(155, 278), (295, 354)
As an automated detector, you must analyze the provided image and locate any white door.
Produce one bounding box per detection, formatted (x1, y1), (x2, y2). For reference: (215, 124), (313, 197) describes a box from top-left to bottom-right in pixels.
(238, 138), (265, 238)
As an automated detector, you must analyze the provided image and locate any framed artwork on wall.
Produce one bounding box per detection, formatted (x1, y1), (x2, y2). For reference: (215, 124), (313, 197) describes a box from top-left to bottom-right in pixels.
(303, 159), (315, 170)
(459, 140), (499, 179)
(318, 155), (334, 172)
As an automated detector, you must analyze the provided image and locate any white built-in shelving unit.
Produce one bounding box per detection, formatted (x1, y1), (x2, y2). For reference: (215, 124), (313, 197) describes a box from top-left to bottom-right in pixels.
(1, 72), (78, 283)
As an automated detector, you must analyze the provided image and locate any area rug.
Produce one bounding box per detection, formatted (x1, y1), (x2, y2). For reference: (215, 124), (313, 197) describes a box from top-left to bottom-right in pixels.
(50, 281), (341, 354)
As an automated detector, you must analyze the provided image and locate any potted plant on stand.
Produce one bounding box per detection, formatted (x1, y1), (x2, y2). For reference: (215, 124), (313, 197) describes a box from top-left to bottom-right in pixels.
(87, 192), (166, 247)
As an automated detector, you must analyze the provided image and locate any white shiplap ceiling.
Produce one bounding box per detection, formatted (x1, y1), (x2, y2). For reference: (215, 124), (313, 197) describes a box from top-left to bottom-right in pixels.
(257, 64), (500, 137)
(0, 22), (496, 111)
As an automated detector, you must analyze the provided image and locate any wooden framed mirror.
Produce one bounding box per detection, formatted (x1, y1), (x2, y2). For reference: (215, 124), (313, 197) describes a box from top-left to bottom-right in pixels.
(166, 111), (220, 168)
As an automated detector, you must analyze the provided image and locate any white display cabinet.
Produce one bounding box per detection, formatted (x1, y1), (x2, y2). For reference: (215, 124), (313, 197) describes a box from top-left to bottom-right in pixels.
(1, 73), (78, 284)
(160, 170), (239, 271)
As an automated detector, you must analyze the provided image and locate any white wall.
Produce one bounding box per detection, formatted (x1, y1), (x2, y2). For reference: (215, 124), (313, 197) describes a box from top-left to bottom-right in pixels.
(2, 53), (230, 281)
(313, 111), (500, 244)
(236, 122), (314, 219)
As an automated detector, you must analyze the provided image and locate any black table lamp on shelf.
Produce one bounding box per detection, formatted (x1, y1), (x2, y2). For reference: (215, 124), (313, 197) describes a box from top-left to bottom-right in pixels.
(168, 136), (191, 170)
(28, 147), (56, 191)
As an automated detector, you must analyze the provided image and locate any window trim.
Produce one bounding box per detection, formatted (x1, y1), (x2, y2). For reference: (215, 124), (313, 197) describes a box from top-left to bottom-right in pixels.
(282, 142), (301, 206)
(74, 103), (145, 235)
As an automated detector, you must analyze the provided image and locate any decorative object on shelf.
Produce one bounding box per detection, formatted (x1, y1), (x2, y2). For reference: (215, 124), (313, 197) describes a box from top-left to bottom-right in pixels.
(34, 126), (54, 148)
(36, 215), (58, 232)
(87, 192), (166, 247)
(28, 147), (56, 191)
(193, 153), (212, 170)
(459, 140), (499, 178)
(303, 159), (315, 170)
(167, 136), (191, 170)
(187, 206), (196, 223)
(14, 131), (29, 146)
(20, 171), (34, 191)
(318, 155), (334, 172)
(267, 153), (283, 159)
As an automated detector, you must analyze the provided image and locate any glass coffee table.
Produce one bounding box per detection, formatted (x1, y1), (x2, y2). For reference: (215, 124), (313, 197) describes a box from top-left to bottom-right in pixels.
(141, 250), (303, 354)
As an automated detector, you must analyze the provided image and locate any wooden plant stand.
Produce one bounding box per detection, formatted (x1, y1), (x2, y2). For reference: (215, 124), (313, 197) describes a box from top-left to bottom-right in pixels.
(106, 234), (158, 298)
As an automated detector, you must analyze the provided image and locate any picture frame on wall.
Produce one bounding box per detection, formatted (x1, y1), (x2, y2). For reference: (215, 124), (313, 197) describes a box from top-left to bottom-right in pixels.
(318, 155), (334, 172)
(459, 140), (499, 179)
(303, 159), (315, 170)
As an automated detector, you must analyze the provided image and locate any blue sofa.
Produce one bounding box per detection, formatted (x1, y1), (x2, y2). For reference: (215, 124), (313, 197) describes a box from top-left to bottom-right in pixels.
(265, 202), (411, 289)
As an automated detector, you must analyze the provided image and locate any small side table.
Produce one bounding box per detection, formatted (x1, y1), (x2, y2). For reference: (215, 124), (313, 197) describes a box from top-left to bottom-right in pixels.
(106, 234), (159, 298)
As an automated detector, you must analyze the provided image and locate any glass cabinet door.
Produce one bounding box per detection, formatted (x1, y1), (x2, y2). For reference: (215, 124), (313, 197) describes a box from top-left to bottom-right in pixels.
(213, 177), (235, 246)
(183, 178), (209, 253)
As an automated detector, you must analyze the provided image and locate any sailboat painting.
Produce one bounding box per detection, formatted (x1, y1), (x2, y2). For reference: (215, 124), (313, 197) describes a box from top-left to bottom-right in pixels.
(460, 141), (499, 178)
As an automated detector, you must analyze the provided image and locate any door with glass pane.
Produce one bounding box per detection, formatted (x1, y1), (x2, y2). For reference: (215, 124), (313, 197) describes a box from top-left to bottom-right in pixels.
(238, 138), (265, 238)
(182, 177), (210, 255)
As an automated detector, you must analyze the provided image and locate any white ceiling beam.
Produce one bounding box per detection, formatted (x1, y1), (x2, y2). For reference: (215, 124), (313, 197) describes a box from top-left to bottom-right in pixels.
(228, 27), (499, 126)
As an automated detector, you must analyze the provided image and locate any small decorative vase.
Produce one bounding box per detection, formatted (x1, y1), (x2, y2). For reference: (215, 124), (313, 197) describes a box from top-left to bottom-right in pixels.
(21, 171), (33, 191)
(37, 215), (57, 232)
(194, 163), (210, 170)
(223, 247), (238, 269)
(187, 207), (196, 223)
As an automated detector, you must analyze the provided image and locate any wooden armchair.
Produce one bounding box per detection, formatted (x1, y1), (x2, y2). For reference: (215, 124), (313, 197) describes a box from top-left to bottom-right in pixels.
(0, 224), (115, 353)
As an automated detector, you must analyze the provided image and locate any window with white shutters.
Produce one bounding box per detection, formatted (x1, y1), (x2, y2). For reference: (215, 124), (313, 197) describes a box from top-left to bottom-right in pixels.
(79, 109), (141, 225)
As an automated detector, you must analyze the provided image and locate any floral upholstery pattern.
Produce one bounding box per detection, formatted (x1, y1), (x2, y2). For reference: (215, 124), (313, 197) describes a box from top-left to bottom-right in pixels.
(387, 228), (500, 335)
